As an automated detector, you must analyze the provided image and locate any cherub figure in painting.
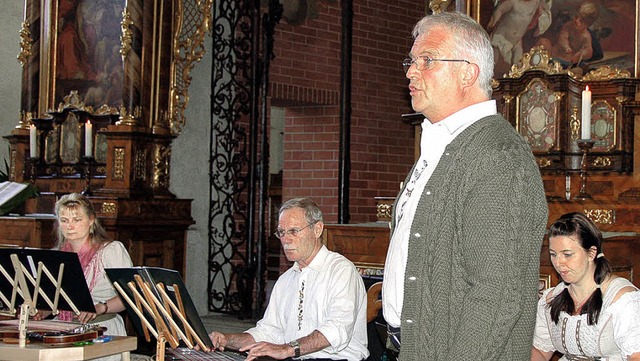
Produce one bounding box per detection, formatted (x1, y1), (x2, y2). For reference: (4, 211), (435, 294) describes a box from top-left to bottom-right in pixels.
(487, 0), (552, 75)
(537, 1), (602, 69)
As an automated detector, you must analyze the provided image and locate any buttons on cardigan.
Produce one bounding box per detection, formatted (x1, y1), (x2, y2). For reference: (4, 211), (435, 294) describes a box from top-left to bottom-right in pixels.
(425, 191), (431, 195)
(405, 319), (414, 324)
(414, 233), (421, 238)
(408, 276), (416, 281)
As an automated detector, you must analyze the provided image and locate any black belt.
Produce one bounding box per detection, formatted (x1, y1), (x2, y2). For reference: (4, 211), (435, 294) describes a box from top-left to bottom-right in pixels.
(387, 324), (401, 350)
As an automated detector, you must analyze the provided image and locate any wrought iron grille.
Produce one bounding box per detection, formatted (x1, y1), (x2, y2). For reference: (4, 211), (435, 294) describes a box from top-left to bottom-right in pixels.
(208, 0), (255, 315)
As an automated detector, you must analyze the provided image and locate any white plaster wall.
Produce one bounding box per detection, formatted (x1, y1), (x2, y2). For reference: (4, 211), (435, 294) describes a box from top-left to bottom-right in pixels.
(171, 37), (212, 316)
(0, 3), (23, 171)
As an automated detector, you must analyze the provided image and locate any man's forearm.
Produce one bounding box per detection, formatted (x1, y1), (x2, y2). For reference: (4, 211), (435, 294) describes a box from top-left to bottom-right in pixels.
(297, 330), (331, 356)
(225, 332), (256, 350)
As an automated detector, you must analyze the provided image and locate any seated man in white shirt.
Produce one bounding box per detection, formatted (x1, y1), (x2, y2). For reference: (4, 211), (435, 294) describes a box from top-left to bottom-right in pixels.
(208, 197), (369, 361)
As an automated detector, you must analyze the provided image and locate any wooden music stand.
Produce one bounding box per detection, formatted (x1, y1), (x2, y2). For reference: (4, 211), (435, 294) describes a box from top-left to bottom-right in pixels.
(107, 267), (212, 361)
(0, 249), (96, 347)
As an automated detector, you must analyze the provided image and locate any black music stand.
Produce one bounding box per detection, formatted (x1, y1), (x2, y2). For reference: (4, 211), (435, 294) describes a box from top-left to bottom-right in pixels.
(106, 266), (213, 359)
(0, 248), (96, 346)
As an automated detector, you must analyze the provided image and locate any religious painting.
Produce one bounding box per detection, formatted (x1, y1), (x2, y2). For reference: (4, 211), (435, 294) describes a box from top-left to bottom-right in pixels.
(47, 0), (125, 110)
(467, 0), (638, 78)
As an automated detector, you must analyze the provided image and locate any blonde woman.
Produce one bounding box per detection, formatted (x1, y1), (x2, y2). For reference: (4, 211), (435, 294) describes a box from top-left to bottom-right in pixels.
(36, 193), (133, 361)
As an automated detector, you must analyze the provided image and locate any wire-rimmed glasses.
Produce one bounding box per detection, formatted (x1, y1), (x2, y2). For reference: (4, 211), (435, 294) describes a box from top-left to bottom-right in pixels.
(402, 56), (470, 73)
(274, 221), (318, 239)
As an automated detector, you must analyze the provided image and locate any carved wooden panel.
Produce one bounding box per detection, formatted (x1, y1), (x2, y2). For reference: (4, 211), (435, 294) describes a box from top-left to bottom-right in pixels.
(323, 224), (390, 273)
(0, 216), (55, 249)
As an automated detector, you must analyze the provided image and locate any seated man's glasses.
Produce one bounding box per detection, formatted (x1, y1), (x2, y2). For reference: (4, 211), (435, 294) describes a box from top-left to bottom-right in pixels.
(402, 56), (470, 73)
(274, 221), (318, 239)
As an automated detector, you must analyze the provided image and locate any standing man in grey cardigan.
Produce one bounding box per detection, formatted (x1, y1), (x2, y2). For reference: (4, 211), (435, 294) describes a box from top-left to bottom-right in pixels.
(382, 12), (548, 361)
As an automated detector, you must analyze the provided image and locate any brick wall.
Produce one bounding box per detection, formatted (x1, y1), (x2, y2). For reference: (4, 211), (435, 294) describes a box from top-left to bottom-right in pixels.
(272, 0), (425, 227)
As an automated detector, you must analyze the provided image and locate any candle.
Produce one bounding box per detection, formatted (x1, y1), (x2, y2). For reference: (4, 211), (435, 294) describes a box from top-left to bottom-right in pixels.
(581, 85), (592, 139)
(85, 121), (93, 157)
(29, 124), (37, 158)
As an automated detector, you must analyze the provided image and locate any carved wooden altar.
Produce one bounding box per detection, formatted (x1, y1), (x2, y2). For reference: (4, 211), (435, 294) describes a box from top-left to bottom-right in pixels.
(2, 0), (212, 276)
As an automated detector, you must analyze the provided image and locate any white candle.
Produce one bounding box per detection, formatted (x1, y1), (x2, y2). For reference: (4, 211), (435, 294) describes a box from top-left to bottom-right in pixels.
(581, 85), (592, 139)
(85, 121), (93, 157)
(29, 124), (37, 158)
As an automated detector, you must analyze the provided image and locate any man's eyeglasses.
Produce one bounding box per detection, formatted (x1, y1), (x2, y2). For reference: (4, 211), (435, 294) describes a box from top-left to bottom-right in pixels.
(274, 221), (318, 239)
(402, 56), (470, 73)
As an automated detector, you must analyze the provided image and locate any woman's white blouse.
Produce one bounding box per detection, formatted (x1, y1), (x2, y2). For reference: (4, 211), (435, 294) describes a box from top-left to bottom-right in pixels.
(533, 278), (640, 360)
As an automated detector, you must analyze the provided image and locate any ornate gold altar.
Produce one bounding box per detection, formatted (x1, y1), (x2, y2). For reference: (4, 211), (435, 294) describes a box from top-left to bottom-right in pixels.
(2, 0), (212, 277)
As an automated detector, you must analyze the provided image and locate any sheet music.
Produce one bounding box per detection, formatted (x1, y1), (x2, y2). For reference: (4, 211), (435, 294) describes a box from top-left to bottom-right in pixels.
(0, 182), (28, 208)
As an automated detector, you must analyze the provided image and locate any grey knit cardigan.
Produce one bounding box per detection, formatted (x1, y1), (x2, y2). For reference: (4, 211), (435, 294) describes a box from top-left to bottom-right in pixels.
(392, 114), (548, 361)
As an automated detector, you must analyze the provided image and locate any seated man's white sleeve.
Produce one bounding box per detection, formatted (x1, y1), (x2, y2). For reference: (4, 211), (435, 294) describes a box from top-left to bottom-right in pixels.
(315, 265), (365, 352)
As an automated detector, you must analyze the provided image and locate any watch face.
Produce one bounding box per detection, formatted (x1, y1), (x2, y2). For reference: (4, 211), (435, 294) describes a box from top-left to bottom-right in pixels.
(289, 340), (300, 357)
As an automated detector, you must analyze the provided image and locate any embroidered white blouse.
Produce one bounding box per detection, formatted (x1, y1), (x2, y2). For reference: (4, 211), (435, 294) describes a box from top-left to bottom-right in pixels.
(533, 277), (640, 360)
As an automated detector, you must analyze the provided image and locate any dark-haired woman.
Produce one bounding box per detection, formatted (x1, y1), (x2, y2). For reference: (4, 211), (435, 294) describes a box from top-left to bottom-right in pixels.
(531, 212), (640, 361)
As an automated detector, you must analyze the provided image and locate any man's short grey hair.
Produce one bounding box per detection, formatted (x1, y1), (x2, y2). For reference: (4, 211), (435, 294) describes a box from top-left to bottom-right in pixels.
(412, 12), (494, 97)
(279, 197), (324, 225)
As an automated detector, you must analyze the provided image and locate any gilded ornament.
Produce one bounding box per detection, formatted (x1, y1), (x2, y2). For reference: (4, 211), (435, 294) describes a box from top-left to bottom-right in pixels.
(120, 7), (133, 60)
(537, 158), (551, 168)
(17, 110), (34, 130)
(429, 0), (452, 14)
(581, 65), (630, 81)
(57, 91), (91, 113)
(114, 147), (125, 180)
(615, 96), (628, 105)
(570, 106), (580, 140)
(153, 144), (172, 189)
(584, 209), (613, 225)
(592, 157), (611, 168)
(117, 105), (141, 126)
(10, 150), (17, 180)
(505, 46), (566, 79)
(17, 20), (32, 67)
(101, 202), (117, 214)
(376, 203), (392, 221)
(169, 0), (213, 135)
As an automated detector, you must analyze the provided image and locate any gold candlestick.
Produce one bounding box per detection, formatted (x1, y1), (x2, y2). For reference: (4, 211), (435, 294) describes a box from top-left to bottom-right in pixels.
(574, 139), (595, 200)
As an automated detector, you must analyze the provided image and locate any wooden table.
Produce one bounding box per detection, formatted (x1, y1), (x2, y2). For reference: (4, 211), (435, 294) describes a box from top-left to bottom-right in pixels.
(0, 336), (137, 361)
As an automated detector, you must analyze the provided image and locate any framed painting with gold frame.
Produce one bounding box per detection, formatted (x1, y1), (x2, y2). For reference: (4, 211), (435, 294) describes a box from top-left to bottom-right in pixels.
(462, 0), (639, 79)
(39, 0), (126, 115)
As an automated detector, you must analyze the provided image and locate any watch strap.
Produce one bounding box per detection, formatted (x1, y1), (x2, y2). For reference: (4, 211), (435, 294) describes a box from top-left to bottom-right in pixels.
(288, 340), (300, 358)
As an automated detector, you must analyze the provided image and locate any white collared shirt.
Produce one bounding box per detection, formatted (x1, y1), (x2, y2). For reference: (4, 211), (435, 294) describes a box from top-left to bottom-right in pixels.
(382, 100), (498, 327)
(246, 245), (369, 360)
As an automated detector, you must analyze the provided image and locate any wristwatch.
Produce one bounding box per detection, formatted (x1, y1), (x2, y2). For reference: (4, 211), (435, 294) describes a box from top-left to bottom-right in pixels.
(288, 340), (300, 358)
